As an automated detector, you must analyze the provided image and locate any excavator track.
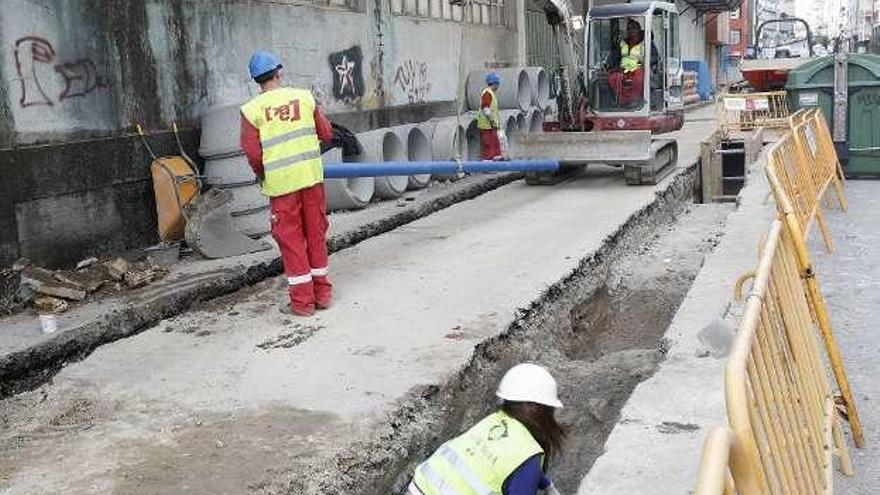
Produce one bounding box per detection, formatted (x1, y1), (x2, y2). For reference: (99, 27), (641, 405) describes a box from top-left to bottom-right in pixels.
(624, 139), (678, 185)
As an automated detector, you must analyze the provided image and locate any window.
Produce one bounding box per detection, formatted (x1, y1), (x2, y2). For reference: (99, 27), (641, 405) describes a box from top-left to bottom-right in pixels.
(731, 29), (742, 45)
(392, 0), (509, 26)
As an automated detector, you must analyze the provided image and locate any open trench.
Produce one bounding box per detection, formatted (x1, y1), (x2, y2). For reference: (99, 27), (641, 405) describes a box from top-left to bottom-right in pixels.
(251, 169), (734, 495)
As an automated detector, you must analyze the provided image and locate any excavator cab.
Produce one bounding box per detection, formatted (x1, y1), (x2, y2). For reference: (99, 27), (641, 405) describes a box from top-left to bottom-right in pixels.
(583, 2), (684, 133)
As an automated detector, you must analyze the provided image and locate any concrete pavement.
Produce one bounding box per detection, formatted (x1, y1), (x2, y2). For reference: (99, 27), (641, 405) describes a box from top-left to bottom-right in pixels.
(816, 181), (880, 494)
(0, 106), (719, 494)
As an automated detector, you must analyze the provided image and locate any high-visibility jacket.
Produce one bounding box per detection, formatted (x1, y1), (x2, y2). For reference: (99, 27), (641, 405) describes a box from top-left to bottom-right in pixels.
(476, 87), (501, 130)
(620, 41), (644, 73)
(411, 410), (544, 495)
(240, 87), (323, 197)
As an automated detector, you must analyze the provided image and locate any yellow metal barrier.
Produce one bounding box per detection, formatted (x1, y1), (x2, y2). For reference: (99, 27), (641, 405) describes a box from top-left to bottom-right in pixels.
(726, 219), (853, 493)
(694, 427), (737, 495)
(790, 109), (848, 214)
(766, 131), (835, 252)
(717, 91), (791, 133)
(765, 167), (865, 449)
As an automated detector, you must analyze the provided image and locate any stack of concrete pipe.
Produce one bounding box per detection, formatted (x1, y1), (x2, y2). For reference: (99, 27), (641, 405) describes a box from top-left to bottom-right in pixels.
(199, 103), (270, 237)
(463, 67), (548, 155)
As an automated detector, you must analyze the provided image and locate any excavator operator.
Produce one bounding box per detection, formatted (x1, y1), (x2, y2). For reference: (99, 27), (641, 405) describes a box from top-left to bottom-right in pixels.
(606, 18), (656, 106)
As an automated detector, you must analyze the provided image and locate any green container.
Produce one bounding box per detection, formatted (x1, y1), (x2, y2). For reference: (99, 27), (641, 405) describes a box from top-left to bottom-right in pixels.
(786, 54), (880, 176)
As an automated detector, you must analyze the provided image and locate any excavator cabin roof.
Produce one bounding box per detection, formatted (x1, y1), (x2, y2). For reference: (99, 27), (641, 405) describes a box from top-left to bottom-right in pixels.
(587, 1), (677, 19)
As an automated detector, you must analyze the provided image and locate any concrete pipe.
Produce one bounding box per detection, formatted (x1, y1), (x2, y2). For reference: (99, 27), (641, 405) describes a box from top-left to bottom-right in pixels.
(500, 110), (522, 139)
(354, 129), (409, 199)
(204, 153), (254, 184)
(392, 125), (433, 190)
(465, 118), (482, 160)
(198, 103), (244, 159)
(231, 210), (270, 238)
(203, 153), (268, 215)
(428, 117), (467, 181)
(526, 107), (545, 133)
(525, 67), (551, 110)
(322, 148), (375, 211)
(466, 68), (532, 112)
(516, 112), (527, 134)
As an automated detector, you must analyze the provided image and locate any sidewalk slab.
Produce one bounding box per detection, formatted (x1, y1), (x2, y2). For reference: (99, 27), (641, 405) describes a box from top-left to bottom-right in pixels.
(0, 174), (518, 396)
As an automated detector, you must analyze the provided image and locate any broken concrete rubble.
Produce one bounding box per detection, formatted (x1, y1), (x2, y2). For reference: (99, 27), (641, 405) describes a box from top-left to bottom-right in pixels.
(20, 266), (87, 301)
(1, 269), (20, 313)
(33, 296), (69, 314)
(106, 258), (130, 281)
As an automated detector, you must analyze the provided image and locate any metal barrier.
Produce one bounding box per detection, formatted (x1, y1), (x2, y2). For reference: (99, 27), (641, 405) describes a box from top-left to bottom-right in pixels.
(695, 219), (854, 494)
(717, 91), (791, 133)
(764, 167), (865, 449)
(766, 131), (836, 252)
(694, 427), (736, 495)
(791, 109), (848, 213)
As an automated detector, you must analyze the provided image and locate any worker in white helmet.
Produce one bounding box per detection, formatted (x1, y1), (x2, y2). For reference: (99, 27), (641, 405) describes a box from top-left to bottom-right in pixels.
(408, 363), (566, 495)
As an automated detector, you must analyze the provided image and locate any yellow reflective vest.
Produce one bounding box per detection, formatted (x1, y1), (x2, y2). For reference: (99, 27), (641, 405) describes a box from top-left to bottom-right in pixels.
(411, 410), (544, 495)
(620, 41), (644, 73)
(476, 87), (501, 130)
(240, 87), (323, 197)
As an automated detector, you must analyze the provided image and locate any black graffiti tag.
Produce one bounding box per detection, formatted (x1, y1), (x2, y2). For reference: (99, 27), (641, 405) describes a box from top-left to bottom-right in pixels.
(328, 46), (365, 102)
(13, 36), (112, 108)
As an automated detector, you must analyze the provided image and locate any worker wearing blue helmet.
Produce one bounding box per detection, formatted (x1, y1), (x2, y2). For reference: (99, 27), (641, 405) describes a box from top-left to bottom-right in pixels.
(475, 72), (503, 160)
(240, 50), (335, 316)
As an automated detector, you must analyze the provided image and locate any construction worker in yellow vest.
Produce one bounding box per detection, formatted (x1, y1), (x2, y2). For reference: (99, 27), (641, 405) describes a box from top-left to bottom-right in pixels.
(608, 18), (646, 105)
(476, 72), (503, 160)
(408, 363), (566, 495)
(240, 51), (335, 316)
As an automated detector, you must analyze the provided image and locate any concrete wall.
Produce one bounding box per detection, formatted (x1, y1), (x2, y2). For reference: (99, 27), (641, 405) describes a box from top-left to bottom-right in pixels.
(0, 0), (519, 267)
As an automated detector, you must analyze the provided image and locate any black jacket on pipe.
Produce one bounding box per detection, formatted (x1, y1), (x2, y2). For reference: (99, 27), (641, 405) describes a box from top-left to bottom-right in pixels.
(320, 122), (362, 158)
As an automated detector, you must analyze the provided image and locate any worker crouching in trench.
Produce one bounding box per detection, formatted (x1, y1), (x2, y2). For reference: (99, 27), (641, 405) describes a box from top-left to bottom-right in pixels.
(408, 363), (566, 495)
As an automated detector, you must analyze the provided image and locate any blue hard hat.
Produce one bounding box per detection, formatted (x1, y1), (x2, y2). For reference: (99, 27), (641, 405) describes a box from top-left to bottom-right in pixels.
(249, 51), (282, 79)
(486, 72), (501, 85)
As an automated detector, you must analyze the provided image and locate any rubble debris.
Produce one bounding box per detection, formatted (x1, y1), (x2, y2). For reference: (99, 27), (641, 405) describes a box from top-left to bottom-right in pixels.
(53, 267), (108, 293)
(34, 296), (70, 314)
(106, 258), (131, 281)
(1, 269), (21, 313)
(20, 266), (87, 301)
(123, 263), (167, 289)
(75, 257), (100, 270)
(11, 258), (32, 272)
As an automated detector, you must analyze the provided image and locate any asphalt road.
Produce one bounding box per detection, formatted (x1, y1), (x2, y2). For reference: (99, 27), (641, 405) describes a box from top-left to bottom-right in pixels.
(816, 179), (880, 494)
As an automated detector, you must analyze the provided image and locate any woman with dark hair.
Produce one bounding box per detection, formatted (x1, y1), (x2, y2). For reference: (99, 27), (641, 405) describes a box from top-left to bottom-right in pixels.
(408, 363), (567, 495)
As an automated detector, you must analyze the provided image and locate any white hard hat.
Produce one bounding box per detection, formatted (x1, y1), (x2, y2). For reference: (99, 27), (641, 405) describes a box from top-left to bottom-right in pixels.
(496, 363), (563, 408)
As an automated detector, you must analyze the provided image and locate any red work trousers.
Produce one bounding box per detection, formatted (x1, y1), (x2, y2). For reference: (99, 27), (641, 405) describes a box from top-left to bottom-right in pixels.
(608, 68), (645, 105)
(270, 183), (333, 313)
(479, 129), (502, 160)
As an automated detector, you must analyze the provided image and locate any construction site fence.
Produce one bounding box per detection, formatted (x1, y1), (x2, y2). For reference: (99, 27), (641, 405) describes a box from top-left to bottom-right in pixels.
(716, 91), (791, 133)
(695, 219), (854, 494)
(694, 105), (863, 493)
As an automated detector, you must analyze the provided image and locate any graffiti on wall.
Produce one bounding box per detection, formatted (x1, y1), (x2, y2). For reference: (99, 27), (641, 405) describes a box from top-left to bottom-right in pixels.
(328, 46), (365, 103)
(393, 59), (431, 104)
(13, 36), (112, 108)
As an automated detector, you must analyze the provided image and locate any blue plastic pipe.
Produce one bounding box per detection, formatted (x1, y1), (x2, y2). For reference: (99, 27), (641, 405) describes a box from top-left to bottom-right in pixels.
(323, 159), (559, 178)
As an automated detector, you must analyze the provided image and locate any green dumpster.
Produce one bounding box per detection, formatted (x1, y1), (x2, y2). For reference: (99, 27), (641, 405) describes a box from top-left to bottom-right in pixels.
(787, 54), (880, 176)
